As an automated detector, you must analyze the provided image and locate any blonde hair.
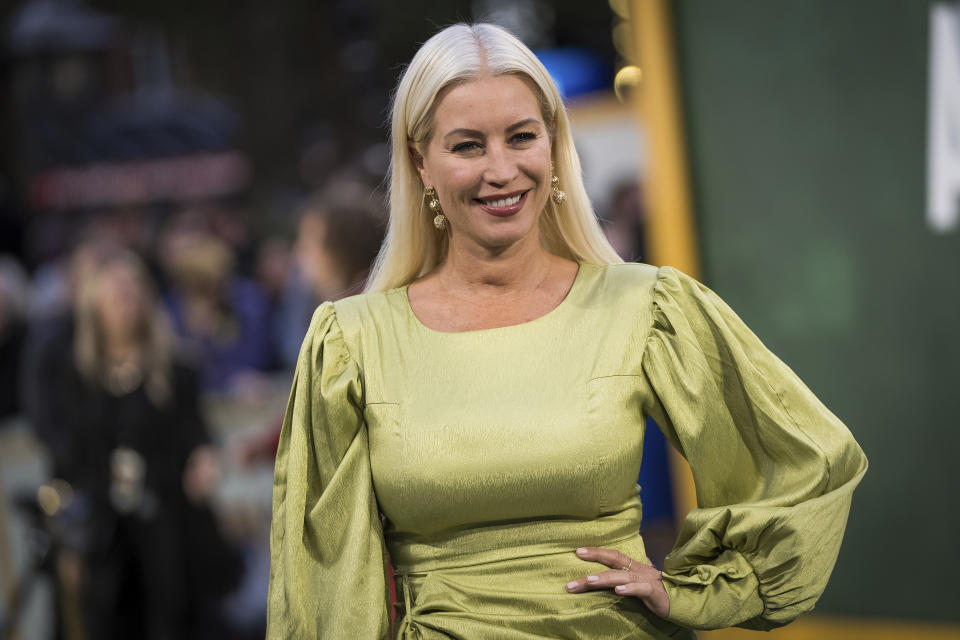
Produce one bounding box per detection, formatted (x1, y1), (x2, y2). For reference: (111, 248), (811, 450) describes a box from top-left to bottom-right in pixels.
(74, 249), (174, 406)
(365, 22), (621, 292)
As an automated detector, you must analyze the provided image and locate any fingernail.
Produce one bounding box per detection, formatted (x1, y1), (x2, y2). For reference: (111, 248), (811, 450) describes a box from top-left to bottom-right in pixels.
(576, 548), (588, 556)
(586, 575), (599, 583)
(566, 581), (578, 590)
(615, 585), (626, 593)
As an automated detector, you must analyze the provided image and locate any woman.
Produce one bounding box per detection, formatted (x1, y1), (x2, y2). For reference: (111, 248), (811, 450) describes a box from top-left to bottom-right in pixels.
(267, 23), (867, 639)
(60, 250), (230, 640)
(162, 231), (274, 393)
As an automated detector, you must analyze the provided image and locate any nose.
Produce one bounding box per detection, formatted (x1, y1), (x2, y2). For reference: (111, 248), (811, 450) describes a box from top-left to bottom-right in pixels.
(482, 143), (519, 187)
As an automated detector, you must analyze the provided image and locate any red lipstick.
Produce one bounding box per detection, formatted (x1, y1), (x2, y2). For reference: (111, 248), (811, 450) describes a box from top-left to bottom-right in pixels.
(476, 191), (528, 217)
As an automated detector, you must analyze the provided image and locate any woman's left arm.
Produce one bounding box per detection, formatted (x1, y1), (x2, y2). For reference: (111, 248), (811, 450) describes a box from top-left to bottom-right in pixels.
(638, 266), (867, 631)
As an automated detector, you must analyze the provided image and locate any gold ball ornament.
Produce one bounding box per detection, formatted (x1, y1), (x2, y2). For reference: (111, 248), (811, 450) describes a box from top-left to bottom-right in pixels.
(551, 175), (567, 205)
(425, 187), (447, 229)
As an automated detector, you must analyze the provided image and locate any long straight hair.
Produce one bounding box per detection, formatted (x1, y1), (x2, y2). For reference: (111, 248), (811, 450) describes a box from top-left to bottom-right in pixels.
(365, 23), (621, 293)
(74, 250), (174, 406)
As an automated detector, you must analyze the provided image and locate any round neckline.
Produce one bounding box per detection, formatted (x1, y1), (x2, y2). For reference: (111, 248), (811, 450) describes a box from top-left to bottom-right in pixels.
(402, 262), (587, 336)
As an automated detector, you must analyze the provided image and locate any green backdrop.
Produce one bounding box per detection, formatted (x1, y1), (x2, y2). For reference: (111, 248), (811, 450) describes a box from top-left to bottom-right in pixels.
(673, 0), (960, 622)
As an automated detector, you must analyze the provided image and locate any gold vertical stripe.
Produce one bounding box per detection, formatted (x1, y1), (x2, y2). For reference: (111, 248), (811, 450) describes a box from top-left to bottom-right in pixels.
(629, 0), (699, 522)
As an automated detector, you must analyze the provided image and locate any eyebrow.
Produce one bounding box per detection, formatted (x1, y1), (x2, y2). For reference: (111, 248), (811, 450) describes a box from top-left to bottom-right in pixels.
(443, 118), (542, 141)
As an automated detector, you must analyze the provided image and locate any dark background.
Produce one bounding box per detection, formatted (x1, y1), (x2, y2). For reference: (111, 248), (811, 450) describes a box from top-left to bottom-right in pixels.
(675, 0), (960, 622)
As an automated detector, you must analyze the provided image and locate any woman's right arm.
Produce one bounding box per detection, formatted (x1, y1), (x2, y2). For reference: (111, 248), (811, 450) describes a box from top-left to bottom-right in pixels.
(641, 266), (867, 631)
(267, 302), (391, 639)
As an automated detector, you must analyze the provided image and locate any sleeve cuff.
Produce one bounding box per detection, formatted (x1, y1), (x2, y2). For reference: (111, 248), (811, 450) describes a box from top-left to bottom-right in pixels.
(660, 554), (764, 630)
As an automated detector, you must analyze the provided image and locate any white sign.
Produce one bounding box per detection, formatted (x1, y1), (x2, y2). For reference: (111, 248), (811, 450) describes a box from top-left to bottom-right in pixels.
(927, 4), (960, 232)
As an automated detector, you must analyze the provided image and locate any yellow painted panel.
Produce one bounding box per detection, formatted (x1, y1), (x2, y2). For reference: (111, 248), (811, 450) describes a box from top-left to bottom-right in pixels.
(628, 0), (699, 520)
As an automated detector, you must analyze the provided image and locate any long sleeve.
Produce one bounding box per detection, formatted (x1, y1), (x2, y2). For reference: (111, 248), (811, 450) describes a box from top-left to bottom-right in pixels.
(267, 302), (391, 639)
(640, 266), (867, 631)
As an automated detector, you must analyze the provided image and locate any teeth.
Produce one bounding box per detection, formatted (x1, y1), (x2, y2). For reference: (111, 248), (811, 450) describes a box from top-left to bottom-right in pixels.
(484, 194), (522, 207)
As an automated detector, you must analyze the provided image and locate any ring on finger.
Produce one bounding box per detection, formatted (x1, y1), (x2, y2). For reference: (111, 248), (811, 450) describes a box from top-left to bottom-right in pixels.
(620, 558), (633, 572)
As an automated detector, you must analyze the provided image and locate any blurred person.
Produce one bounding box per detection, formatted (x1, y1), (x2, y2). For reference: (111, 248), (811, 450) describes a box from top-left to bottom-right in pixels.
(0, 256), (29, 421)
(229, 182), (386, 552)
(254, 235), (293, 371)
(0, 259), (27, 623)
(57, 249), (238, 640)
(163, 232), (273, 394)
(267, 23), (867, 638)
(28, 207), (154, 319)
(276, 182), (384, 367)
(209, 198), (257, 278)
(16, 237), (117, 640)
(27, 231), (109, 322)
(21, 237), (117, 475)
(255, 236), (292, 306)
(155, 204), (215, 293)
(603, 179), (647, 262)
(234, 181), (386, 461)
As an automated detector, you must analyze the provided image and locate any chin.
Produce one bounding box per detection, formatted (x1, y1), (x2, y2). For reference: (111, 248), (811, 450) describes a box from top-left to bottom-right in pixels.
(476, 225), (539, 250)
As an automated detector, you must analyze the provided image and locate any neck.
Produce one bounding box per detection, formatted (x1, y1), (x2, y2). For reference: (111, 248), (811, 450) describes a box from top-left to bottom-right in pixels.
(439, 233), (554, 297)
(104, 335), (142, 364)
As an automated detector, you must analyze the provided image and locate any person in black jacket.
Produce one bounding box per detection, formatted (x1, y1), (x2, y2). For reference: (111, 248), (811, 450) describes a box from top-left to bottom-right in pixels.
(59, 248), (235, 640)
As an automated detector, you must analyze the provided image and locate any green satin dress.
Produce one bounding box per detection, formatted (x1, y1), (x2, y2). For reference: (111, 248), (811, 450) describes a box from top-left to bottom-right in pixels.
(266, 262), (867, 639)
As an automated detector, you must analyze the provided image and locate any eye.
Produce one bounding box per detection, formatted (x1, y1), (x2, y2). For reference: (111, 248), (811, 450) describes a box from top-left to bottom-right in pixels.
(511, 131), (538, 145)
(451, 140), (482, 153)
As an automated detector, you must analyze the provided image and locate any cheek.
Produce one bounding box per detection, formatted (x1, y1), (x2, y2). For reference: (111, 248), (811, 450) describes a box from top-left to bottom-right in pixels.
(522, 145), (552, 180)
(524, 163), (551, 190)
(433, 165), (479, 202)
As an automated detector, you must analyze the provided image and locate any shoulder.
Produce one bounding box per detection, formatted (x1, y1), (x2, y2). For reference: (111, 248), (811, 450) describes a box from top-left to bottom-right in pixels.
(566, 262), (662, 338)
(330, 287), (406, 334)
(589, 262), (712, 301)
(305, 288), (408, 362)
(580, 261), (661, 307)
(592, 261), (660, 287)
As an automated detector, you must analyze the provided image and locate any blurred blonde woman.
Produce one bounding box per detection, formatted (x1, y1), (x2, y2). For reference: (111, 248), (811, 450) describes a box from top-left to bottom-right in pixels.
(268, 23), (866, 638)
(64, 249), (224, 640)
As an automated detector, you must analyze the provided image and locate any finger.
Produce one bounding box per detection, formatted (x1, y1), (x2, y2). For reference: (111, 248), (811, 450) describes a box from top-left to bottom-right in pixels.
(614, 581), (654, 597)
(566, 567), (661, 593)
(614, 580), (670, 618)
(566, 570), (630, 592)
(574, 547), (633, 570)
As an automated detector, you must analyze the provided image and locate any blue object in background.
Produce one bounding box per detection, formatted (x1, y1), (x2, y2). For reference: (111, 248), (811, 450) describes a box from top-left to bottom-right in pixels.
(534, 47), (610, 100)
(638, 417), (675, 522)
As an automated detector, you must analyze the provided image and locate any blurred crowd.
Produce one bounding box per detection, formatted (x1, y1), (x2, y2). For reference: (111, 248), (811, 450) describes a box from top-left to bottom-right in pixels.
(0, 171), (656, 640)
(0, 2), (659, 639)
(0, 173), (385, 640)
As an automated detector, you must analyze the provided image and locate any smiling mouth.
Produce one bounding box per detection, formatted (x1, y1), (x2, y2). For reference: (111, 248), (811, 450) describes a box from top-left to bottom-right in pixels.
(478, 193), (523, 207)
(475, 191), (529, 217)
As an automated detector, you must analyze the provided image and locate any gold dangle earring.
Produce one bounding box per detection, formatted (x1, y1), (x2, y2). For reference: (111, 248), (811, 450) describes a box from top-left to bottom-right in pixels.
(550, 162), (567, 205)
(425, 186), (447, 230)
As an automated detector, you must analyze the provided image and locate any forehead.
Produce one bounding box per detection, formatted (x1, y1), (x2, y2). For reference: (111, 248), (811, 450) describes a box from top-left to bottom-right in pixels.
(432, 75), (543, 132)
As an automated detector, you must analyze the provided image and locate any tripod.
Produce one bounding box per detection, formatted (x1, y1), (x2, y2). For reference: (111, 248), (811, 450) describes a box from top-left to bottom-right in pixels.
(0, 492), (84, 640)
(0, 494), (53, 640)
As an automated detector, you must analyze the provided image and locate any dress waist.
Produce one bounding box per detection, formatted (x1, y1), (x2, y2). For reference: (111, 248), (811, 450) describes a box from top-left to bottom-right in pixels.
(385, 497), (644, 576)
(387, 500), (690, 639)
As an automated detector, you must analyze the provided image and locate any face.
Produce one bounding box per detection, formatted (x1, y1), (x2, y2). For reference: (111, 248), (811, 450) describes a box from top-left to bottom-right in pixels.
(296, 214), (344, 296)
(412, 74), (552, 253)
(95, 263), (146, 341)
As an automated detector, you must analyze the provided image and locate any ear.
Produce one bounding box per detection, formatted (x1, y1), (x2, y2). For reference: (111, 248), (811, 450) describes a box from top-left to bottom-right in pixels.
(408, 141), (430, 187)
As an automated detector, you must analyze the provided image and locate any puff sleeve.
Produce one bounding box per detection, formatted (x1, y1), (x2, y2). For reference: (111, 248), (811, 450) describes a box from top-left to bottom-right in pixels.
(641, 266), (867, 631)
(267, 303), (391, 639)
